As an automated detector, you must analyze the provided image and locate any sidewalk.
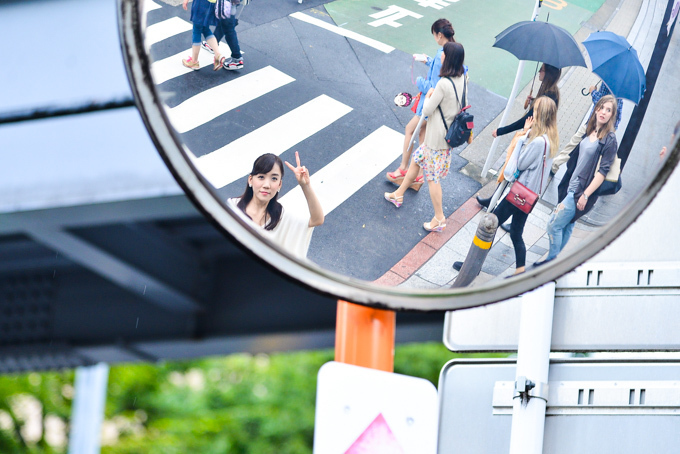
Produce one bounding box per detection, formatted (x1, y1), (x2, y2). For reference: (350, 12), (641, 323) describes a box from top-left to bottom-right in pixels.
(375, 0), (679, 289)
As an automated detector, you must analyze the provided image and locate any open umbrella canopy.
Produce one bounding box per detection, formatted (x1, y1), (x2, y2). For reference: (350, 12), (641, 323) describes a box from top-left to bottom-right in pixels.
(583, 31), (646, 104)
(493, 20), (587, 69)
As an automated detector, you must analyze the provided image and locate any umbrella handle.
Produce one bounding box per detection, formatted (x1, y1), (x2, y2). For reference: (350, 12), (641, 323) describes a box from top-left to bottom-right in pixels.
(581, 87), (590, 96)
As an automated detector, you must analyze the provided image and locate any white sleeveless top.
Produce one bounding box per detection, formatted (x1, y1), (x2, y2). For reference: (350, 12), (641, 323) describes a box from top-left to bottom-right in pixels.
(228, 198), (314, 259)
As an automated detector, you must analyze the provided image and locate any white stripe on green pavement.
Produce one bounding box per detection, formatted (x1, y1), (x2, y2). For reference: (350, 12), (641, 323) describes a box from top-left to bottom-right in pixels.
(290, 12), (394, 54)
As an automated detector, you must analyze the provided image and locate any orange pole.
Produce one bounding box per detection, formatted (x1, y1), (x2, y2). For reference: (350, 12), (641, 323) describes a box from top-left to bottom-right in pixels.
(334, 300), (395, 372)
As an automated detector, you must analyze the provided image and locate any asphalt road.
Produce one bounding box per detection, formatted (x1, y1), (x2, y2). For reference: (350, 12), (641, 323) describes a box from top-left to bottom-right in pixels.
(146, 0), (505, 281)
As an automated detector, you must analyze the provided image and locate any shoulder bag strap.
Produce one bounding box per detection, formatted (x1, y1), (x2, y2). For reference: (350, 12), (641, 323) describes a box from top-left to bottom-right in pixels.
(537, 135), (547, 194)
(438, 77), (462, 130)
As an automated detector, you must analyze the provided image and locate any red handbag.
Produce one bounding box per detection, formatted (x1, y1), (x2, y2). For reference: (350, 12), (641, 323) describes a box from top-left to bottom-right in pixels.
(505, 139), (547, 214)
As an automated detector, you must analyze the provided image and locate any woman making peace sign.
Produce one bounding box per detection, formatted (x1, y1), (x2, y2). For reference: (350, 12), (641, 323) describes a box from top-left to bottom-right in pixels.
(228, 152), (324, 259)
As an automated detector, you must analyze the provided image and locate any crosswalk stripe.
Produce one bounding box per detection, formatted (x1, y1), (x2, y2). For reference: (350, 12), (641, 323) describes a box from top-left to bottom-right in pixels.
(145, 16), (192, 47)
(193, 95), (353, 189)
(151, 43), (233, 85)
(280, 126), (403, 216)
(166, 65), (295, 134)
(289, 12), (394, 54)
(143, 0), (161, 15)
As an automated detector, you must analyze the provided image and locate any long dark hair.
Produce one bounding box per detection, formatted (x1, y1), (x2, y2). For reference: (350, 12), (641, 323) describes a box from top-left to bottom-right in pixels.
(430, 18), (456, 42)
(237, 153), (284, 231)
(439, 42), (465, 78)
(536, 63), (561, 108)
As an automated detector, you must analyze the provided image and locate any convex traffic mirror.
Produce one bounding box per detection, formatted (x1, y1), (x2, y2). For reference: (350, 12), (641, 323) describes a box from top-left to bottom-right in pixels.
(118, 0), (680, 311)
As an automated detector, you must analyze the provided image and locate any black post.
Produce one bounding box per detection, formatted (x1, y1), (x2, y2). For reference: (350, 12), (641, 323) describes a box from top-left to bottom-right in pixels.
(619, 0), (678, 169)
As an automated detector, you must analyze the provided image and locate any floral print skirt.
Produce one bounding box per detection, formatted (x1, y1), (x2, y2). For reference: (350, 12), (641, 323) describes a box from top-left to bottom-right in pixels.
(412, 144), (452, 184)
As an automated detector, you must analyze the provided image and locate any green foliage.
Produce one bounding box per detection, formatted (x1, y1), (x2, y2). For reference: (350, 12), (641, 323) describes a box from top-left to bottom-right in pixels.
(0, 344), (506, 453)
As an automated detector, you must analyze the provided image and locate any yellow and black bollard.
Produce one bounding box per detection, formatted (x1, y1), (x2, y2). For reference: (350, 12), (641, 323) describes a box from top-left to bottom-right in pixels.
(451, 213), (499, 288)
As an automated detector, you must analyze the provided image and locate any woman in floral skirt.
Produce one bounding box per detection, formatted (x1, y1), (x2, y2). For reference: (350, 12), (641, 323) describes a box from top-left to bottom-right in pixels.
(383, 42), (467, 232)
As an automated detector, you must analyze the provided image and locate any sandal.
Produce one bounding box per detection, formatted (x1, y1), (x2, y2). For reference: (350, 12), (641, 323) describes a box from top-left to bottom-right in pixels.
(384, 192), (403, 208)
(423, 216), (446, 232)
(182, 57), (200, 70)
(386, 168), (407, 184)
(409, 175), (424, 192)
(214, 55), (225, 71)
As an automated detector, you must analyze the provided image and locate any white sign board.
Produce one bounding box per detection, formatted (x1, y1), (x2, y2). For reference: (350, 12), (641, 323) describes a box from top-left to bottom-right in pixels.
(444, 262), (680, 352)
(314, 361), (438, 454)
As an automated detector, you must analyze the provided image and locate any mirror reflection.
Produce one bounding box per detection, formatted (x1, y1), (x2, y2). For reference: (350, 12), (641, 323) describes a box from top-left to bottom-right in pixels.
(142, 0), (679, 288)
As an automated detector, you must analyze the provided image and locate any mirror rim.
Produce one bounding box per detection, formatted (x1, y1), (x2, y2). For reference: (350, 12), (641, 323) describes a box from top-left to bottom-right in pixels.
(118, 0), (680, 312)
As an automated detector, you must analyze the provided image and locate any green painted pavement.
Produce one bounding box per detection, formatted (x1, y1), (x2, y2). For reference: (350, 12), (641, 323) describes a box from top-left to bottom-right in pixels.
(326, 0), (605, 97)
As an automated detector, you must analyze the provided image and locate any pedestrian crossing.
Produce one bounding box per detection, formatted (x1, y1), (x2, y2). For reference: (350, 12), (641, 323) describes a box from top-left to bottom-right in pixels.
(152, 42), (233, 85)
(145, 3), (406, 241)
(146, 16), (192, 46)
(281, 126), (403, 216)
(193, 94), (354, 189)
(166, 66), (295, 133)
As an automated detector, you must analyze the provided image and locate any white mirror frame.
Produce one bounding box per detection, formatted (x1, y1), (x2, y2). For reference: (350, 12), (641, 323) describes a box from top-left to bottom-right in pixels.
(118, 0), (679, 312)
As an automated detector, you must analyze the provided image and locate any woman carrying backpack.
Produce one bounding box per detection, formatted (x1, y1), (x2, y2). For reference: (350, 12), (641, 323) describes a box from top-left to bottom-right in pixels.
(385, 18), (457, 192)
(383, 42), (466, 233)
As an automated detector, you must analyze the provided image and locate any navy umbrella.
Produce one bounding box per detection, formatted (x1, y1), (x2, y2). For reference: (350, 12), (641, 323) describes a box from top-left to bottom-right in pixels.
(493, 20), (587, 69)
(582, 31), (646, 104)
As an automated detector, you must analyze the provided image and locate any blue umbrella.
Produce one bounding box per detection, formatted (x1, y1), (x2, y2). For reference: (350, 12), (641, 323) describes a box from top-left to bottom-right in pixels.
(582, 31), (646, 104)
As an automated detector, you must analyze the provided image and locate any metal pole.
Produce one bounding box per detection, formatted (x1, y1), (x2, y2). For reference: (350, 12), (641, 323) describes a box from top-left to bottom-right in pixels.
(508, 282), (555, 454)
(68, 363), (109, 454)
(481, 0), (543, 178)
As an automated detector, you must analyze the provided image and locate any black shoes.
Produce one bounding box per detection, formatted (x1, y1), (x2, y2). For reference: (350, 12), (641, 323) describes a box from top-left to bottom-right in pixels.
(500, 223), (512, 233)
(532, 258), (553, 268)
(476, 195), (490, 208)
(453, 261), (463, 271)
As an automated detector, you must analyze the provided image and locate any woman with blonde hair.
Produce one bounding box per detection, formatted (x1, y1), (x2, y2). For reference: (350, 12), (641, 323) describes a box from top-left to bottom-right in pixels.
(537, 94), (618, 266)
(461, 96), (558, 276)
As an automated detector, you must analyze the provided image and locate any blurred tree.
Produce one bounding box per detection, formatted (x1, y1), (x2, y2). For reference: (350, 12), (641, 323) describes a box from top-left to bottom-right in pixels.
(0, 344), (505, 453)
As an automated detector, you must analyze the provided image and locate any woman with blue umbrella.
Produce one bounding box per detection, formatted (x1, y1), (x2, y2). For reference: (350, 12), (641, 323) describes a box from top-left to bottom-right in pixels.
(551, 31), (645, 174)
(536, 95), (619, 266)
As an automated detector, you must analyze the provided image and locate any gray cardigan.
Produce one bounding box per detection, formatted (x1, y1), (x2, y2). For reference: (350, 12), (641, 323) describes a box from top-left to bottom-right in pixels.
(504, 134), (551, 194)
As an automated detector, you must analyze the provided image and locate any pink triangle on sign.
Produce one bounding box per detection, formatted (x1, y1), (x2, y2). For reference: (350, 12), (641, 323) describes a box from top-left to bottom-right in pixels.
(344, 413), (405, 454)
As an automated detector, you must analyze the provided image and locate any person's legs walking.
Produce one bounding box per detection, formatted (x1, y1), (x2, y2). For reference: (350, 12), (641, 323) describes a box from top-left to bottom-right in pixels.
(384, 160), (420, 207)
(203, 26), (222, 69)
(508, 209), (528, 273)
(546, 193), (577, 261)
(388, 116), (426, 183)
(424, 180), (445, 231)
(221, 15), (242, 58)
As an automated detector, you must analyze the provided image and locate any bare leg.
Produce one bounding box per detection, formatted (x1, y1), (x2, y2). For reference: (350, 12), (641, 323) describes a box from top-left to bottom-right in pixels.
(398, 117), (427, 171)
(191, 44), (200, 62)
(392, 160), (421, 198)
(206, 36), (221, 61)
(426, 180), (444, 222)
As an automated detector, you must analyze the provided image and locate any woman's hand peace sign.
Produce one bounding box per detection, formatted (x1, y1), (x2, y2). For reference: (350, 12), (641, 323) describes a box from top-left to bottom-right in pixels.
(285, 151), (310, 186)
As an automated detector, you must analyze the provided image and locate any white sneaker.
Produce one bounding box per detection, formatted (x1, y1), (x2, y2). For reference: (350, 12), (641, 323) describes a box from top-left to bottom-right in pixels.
(223, 57), (244, 70)
(201, 41), (214, 54)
